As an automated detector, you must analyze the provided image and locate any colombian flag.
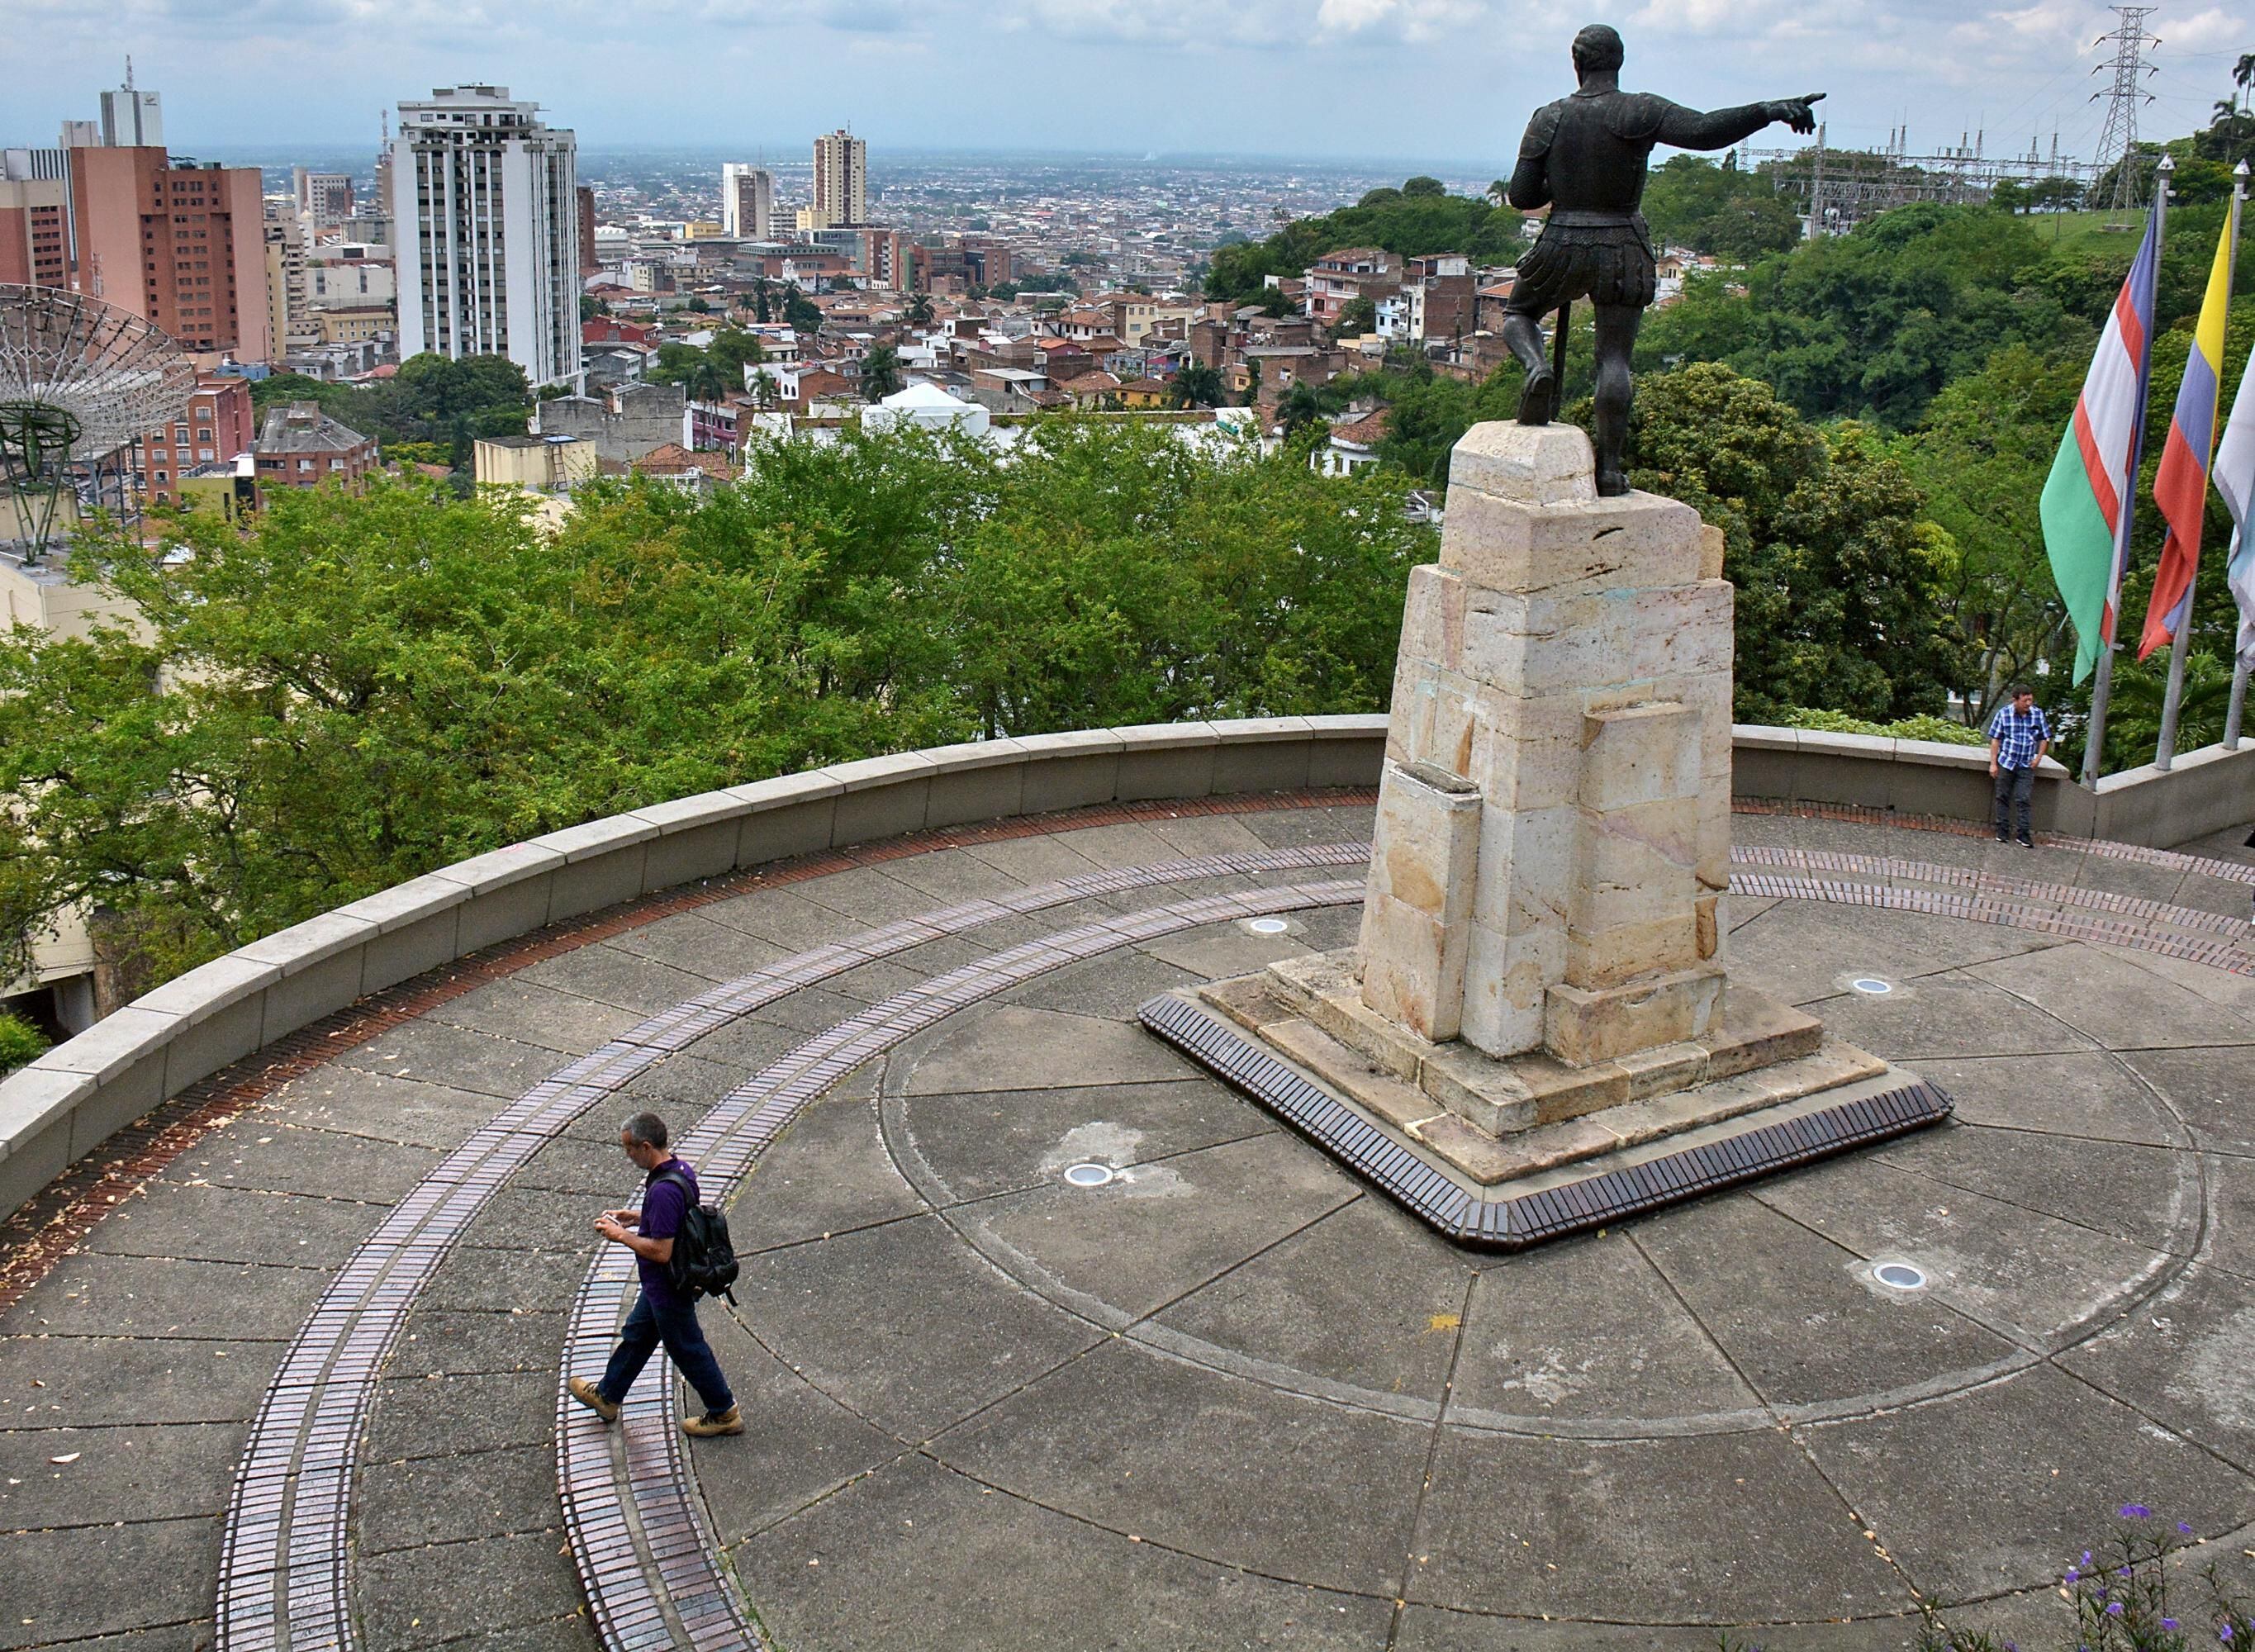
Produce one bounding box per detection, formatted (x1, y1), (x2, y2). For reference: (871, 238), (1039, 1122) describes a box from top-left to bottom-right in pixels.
(2140, 215), (2237, 659)
(2041, 213), (2159, 682)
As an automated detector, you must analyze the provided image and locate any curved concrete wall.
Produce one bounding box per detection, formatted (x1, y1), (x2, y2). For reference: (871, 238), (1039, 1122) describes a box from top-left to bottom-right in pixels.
(3, 716), (2248, 1217)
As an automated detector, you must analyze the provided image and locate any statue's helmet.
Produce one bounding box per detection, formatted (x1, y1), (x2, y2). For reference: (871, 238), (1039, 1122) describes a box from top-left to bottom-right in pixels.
(1571, 23), (1625, 72)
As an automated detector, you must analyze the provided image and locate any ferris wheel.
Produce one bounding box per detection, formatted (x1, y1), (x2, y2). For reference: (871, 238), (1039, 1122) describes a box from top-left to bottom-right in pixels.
(0, 284), (198, 562)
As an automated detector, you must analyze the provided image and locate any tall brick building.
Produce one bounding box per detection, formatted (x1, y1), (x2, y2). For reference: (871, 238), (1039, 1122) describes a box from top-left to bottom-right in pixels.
(68, 147), (272, 361)
(0, 178), (68, 287)
(140, 374), (255, 505)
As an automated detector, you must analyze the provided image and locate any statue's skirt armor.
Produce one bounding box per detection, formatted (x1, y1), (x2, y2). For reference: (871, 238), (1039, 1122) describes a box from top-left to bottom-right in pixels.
(1503, 212), (1657, 316)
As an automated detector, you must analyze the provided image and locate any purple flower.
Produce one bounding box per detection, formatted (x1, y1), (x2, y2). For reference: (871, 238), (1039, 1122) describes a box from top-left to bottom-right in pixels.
(2121, 1504), (2153, 1519)
(2085, 1551), (2096, 1565)
(2109, 1602), (2125, 1616)
(2164, 1620), (2180, 1632)
(2067, 1567), (2081, 1582)
(2223, 1630), (2234, 1645)
(2179, 1522), (2195, 1535)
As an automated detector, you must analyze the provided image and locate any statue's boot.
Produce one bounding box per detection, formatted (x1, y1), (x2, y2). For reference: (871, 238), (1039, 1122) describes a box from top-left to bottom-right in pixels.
(1516, 366), (1555, 426)
(1502, 311), (1554, 426)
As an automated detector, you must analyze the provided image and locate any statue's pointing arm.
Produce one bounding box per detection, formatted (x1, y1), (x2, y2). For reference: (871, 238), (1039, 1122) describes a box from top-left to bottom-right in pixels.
(1507, 103), (1560, 211)
(1645, 90), (1825, 150)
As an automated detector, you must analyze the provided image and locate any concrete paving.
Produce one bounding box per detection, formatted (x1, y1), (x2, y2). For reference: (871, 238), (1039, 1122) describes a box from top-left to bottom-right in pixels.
(1, 800), (2252, 1651)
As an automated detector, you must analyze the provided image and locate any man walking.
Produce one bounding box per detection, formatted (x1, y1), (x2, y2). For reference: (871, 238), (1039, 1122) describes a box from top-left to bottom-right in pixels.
(1987, 686), (2053, 847)
(567, 1111), (743, 1437)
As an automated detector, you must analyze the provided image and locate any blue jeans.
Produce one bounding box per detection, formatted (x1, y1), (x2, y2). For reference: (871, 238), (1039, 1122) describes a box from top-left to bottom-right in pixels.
(598, 1289), (734, 1414)
(1993, 765), (2035, 841)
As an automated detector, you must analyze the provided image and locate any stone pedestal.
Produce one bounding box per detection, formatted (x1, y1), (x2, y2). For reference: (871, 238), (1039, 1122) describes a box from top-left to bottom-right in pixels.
(1371, 421), (1735, 1063)
(1142, 420), (1950, 1246)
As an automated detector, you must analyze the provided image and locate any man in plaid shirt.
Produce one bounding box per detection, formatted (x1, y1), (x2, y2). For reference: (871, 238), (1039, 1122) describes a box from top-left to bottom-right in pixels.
(1987, 686), (2053, 847)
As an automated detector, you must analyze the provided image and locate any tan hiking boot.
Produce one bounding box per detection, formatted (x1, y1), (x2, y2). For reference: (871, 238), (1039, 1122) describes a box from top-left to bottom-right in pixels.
(682, 1404), (743, 1437)
(567, 1377), (619, 1423)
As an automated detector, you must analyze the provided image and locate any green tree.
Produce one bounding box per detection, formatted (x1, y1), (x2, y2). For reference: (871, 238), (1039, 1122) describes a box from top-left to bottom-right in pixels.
(0, 427), (1436, 993)
(1894, 342), (2085, 720)
(1333, 295), (1379, 336)
(706, 327), (765, 382)
(906, 292), (934, 325)
(383, 440), (453, 470)
(1276, 382), (1333, 439)
(784, 291), (823, 333)
(861, 343), (904, 401)
(0, 1011), (46, 1076)
(1204, 179), (1523, 302)
(686, 295), (713, 313)
(1640, 203), (2083, 429)
(682, 358), (730, 404)
(1611, 363), (1968, 721)
(1170, 363), (1224, 409)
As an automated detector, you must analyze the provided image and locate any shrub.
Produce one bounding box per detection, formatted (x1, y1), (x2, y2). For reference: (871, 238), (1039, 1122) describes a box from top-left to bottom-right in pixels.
(1783, 708), (1987, 746)
(0, 1011), (48, 1075)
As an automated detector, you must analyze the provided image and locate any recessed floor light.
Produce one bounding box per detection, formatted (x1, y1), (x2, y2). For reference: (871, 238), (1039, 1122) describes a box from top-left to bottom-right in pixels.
(1062, 1162), (1115, 1188)
(1849, 977), (1895, 996)
(1244, 917), (1292, 935)
(1874, 1261), (1927, 1290)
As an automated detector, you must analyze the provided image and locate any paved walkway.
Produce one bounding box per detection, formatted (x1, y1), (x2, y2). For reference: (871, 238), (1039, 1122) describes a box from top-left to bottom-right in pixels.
(3, 795), (2253, 1651)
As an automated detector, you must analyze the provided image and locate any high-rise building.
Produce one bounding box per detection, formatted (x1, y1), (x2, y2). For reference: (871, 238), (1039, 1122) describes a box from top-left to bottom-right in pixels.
(807, 130), (866, 230)
(721, 163), (775, 240)
(68, 147), (272, 360)
(99, 83), (163, 149)
(393, 85), (581, 387)
(577, 184), (597, 276)
(263, 197), (312, 354)
(2, 149), (69, 183)
(292, 168), (354, 226)
(0, 179), (69, 287)
(58, 121), (100, 150)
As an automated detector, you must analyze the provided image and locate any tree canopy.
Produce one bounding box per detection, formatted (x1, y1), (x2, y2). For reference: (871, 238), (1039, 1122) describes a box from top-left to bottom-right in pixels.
(1, 423), (1431, 990)
(1204, 179), (1524, 301)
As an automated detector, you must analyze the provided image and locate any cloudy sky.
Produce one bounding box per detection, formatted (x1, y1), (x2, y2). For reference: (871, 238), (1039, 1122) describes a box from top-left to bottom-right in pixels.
(11, 0), (2246, 169)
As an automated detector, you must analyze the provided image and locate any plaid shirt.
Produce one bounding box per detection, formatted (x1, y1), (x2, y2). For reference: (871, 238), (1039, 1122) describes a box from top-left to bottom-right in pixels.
(1987, 703), (2053, 770)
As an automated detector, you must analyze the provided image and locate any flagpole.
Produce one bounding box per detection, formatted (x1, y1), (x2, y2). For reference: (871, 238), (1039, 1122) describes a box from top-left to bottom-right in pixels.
(2083, 157), (2172, 786)
(2157, 159), (2248, 770)
(2227, 653), (2249, 747)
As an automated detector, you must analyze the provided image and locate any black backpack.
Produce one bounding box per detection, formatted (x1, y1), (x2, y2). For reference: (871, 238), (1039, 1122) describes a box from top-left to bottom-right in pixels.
(653, 1167), (740, 1304)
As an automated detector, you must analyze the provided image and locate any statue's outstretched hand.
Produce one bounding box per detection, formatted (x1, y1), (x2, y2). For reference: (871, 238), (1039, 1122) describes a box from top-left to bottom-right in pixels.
(1769, 92), (1825, 135)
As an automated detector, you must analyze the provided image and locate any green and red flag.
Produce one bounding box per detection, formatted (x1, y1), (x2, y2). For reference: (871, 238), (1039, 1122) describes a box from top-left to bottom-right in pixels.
(2042, 211), (2161, 682)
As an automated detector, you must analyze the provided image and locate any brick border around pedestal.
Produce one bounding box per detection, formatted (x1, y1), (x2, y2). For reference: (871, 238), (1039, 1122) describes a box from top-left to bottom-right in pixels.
(1137, 992), (1954, 1248)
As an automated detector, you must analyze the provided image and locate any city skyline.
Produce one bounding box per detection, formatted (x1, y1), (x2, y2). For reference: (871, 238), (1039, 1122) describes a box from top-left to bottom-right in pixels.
(10, 0), (2248, 170)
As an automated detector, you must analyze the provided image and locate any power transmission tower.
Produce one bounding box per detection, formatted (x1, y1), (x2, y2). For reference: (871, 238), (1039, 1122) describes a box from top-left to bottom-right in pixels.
(2091, 5), (2161, 211)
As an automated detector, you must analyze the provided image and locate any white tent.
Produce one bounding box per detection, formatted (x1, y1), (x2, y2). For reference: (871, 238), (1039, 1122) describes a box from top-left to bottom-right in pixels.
(862, 379), (990, 437)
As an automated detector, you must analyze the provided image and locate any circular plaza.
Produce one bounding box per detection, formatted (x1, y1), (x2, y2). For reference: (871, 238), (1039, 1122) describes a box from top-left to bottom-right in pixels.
(2, 743), (2253, 1652)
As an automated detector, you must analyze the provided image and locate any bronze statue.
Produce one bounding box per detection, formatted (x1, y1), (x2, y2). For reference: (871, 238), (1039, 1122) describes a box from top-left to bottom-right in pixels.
(1503, 25), (1822, 494)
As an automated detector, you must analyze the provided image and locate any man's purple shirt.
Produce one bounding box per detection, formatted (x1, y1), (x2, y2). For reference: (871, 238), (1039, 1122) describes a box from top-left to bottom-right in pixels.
(638, 1156), (697, 1307)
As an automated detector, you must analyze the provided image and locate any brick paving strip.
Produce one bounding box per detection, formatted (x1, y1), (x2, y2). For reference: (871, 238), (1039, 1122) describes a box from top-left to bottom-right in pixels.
(208, 842), (1369, 1652)
(558, 876), (1370, 1652)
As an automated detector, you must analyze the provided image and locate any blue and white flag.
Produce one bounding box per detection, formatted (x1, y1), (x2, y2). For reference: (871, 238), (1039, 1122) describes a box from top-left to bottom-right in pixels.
(2211, 341), (2255, 667)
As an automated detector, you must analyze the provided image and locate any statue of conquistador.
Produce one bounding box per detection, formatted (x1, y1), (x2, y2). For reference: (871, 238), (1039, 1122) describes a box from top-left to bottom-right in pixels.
(1503, 25), (1821, 494)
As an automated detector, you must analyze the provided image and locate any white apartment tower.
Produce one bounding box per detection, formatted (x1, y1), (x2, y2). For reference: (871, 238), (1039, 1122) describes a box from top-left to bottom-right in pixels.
(392, 85), (581, 387)
(808, 130), (866, 230)
(98, 66), (163, 148)
(721, 164), (774, 241)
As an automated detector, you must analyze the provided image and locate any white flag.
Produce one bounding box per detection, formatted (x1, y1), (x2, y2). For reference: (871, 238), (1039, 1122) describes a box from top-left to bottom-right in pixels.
(2213, 341), (2255, 667)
